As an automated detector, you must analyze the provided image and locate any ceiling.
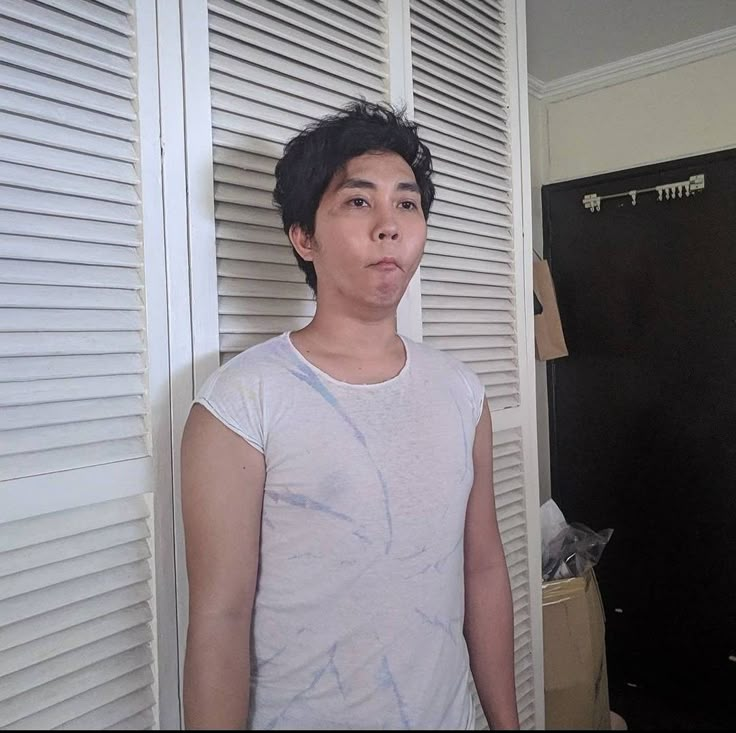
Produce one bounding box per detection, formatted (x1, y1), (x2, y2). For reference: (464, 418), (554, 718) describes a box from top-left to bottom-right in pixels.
(526, 0), (736, 83)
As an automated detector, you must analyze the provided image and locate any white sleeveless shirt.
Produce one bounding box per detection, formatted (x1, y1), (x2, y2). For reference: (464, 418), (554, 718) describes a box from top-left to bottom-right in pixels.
(194, 332), (485, 730)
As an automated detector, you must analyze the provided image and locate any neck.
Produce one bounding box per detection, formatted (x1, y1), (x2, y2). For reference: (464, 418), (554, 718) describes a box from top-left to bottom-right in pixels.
(297, 300), (401, 357)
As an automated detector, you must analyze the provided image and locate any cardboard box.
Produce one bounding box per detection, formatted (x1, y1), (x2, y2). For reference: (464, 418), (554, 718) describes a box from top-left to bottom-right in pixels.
(543, 569), (611, 730)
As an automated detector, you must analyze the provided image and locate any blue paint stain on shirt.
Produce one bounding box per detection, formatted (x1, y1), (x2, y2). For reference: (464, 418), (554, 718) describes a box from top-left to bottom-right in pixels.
(265, 643), (344, 729)
(352, 528), (373, 544)
(404, 533), (464, 579)
(376, 655), (411, 729)
(414, 609), (463, 644)
(266, 489), (354, 523)
(452, 396), (471, 483)
(285, 352), (394, 553)
(374, 464), (393, 555)
(288, 364), (367, 448)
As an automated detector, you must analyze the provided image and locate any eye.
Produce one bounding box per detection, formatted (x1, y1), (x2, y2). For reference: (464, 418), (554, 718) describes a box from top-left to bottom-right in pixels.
(399, 200), (418, 210)
(349, 197), (368, 207)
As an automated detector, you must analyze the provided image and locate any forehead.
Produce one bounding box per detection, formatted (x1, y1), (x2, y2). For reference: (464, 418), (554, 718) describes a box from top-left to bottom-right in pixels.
(329, 151), (416, 188)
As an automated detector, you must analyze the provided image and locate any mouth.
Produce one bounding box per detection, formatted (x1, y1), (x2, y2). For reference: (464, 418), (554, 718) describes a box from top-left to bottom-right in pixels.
(371, 258), (401, 271)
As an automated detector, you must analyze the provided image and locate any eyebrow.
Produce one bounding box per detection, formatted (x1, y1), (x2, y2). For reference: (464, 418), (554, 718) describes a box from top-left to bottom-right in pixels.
(337, 178), (421, 194)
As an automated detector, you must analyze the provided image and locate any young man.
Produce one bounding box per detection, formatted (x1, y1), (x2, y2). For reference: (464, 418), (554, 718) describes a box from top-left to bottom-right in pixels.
(181, 101), (519, 730)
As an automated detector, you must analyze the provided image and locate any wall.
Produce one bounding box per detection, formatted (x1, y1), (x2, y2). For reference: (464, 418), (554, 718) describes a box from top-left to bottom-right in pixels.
(529, 48), (736, 504)
(546, 50), (736, 182)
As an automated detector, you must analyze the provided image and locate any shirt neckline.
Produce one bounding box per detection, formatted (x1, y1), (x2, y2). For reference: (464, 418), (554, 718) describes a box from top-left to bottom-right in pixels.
(283, 331), (411, 388)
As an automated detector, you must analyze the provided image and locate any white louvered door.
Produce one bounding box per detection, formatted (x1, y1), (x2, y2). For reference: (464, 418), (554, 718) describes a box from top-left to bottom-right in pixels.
(410, 0), (541, 728)
(0, 0), (176, 729)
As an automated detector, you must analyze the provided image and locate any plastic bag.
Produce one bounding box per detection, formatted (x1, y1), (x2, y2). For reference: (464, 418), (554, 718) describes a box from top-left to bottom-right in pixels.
(541, 499), (613, 581)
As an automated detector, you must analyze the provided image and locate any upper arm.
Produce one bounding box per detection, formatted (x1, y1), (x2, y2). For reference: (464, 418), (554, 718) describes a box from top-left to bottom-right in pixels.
(181, 403), (266, 618)
(464, 398), (506, 575)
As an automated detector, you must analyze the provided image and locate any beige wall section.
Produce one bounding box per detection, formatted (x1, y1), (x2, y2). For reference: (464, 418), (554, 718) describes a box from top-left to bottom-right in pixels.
(546, 50), (736, 182)
(528, 95), (547, 253)
(529, 48), (736, 504)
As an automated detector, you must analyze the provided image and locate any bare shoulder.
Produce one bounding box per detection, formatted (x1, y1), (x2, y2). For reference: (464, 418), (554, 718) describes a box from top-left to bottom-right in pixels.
(181, 404), (265, 615)
(183, 402), (258, 462)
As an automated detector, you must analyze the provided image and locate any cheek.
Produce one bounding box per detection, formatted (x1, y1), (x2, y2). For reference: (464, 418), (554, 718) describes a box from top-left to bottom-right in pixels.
(408, 220), (427, 256)
(318, 230), (362, 275)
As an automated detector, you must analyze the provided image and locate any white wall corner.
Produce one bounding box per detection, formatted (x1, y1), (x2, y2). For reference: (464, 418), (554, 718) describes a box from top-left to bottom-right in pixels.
(530, 24), (736, 101)
(528, 74), (545, 99)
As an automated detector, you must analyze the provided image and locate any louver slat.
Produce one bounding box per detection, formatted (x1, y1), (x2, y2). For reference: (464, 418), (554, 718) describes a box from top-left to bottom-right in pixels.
(0, 0), (149, 482)
(3, 660), (154, 729)
(0, 0), (133, 57)
(412, 0), (518, 410)
(0, 495), (156, 729)
(57, 688), (156, 730)
(491, 424), (534, 725)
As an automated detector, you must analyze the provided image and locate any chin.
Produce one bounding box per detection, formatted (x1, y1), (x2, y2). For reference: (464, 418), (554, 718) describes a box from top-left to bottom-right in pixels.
(366, 285), (407, 310)
(336, 276), (409, 311)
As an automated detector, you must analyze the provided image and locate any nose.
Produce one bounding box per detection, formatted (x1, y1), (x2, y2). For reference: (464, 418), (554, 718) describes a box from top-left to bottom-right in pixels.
(373, 205), (399, 241)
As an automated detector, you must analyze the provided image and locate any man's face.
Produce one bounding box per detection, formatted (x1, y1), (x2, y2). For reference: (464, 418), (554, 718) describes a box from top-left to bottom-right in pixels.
(297, 151), (427, 311)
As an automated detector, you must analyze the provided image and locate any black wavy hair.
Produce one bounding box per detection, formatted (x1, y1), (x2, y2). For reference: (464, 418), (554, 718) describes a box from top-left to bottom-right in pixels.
(273, 100), (435, 295)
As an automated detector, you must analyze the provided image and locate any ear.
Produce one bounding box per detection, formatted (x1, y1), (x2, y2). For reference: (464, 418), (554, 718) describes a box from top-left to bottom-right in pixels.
(289, 224), (316, 262)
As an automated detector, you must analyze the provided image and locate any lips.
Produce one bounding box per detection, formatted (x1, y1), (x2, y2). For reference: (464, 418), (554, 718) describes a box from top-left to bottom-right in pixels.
(371, 258), (401, 270)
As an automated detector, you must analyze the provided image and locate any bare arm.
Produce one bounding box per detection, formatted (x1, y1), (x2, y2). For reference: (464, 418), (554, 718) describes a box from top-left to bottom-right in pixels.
(464, 399), (520, 730)
(181, 404), (266, 729)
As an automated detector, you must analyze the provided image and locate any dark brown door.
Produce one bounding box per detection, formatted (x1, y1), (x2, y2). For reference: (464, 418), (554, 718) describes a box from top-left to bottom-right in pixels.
(543, 150), (736, 726)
